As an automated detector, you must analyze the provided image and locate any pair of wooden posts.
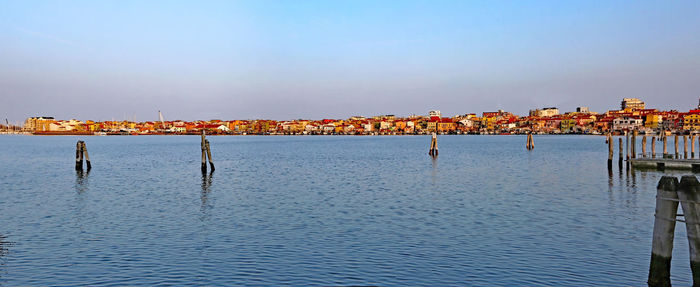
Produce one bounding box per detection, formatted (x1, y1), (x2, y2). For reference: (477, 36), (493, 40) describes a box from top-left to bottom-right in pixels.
(649, 175), (700, 286)
(201, 131), (215, 172)
(606, 134), (625, 169)
(74, 140), (91, 171)
(526, 133), (534, 150)
(428, 133), (438, 157)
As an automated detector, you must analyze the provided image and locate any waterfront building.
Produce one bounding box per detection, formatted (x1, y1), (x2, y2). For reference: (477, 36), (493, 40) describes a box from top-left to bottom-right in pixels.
(613, 116), (643, 131)
(429, 110), (441, 118)
(24, 116), (55, 132)
(621, 98), (645, 110)
(576, 107), (590, 113)
(529, 107), (559, 117)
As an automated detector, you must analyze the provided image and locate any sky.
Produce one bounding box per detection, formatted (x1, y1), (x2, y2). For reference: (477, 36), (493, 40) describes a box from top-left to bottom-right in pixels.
(1, 0), (699, 122)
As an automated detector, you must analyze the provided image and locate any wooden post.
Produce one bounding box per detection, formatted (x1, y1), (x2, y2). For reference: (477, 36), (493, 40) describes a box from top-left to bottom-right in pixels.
(526, 134), (530, 150)
(678, 175), (700, 286)
(608, 134), (613, 170)
(693, 134), (696, 159)
(619, 137), (623, 168)
(529, 133), (534, 150)
(626, 131), (630, 160)
(652, 136), (657, 158)
(684, 135), (688, 159)
(205, 139), (215, 171)
(632, 130), (637, 159)
(642, 135), (647, 158)
(429, 133), (438, 156)
(663, 135), (668, 158)
(648, 176), (680, 287)
(201, 130), (207, 172)
(81, 141), (91, 171)
(674, 134), (679, 159)
(75, 141), (83, 170)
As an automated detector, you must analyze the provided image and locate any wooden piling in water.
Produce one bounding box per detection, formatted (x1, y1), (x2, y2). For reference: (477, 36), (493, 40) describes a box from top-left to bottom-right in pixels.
(693, 134), (696, 159)
(81, 141), (91, 171)
(632, 131), (637, 159)
(675, 134), (680, 159)
(684, 135), (689, 159)
(201, 131), (207, 172)
(626, 131), (630, 160)
(75, 141), (83, 170)
(648, 176), (680, 287)
(652, 137), (656, 158)
(642, 135), (647, 158)
(678, 175), (700, 285)
(619, 137), (623, 168)
(429, 133), (438, 156)
(608, 134), (613, 170)
(663, 135), (668, 158)
(205, 139), (215, 171)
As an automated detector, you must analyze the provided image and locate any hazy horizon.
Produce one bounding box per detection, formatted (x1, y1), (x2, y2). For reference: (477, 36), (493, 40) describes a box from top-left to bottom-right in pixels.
(2, 0), (699, 122)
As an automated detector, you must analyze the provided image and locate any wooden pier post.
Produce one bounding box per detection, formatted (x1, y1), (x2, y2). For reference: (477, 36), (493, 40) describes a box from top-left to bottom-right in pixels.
(678, 175), (700, 285)
(632, 131), (637, 159)
(81, 141), (91, 171)
(642, 135), (647, 158)
(626, 131), (630, 160)
(205, 139), (215, 171)
(693, 134), (696, 159)
(608, 135), (613, 170)
(663, 135), (668, 158)
(75, 141), (83, 170)
(201, 130), (207, 172)
(619, 137), (624, 168)
(652, 137), (657, 158)
(675, 134), (680, 159)
(429, 133), (438, 156)
(684, 135), (688, 159)
(648, 176), (680, 287)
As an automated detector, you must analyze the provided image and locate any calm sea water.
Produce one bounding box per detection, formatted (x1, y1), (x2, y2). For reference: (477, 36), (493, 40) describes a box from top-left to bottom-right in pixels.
(0, 135), (695, 286)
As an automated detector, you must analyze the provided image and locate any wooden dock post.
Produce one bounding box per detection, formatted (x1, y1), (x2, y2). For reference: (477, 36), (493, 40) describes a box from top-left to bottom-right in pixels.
(678, 175), (700, 285)
(81, 141), (91, 171)
(201, 130), (207, 172)
(619, 137), (624, 169)
(205, 139), (215, 171)
(652, 137), (657, 158)
(648, 176), (680, 287)
(663, 135), (668, 158)
(675, 134), (680, 159)
(429, 133), (438, 156)
(642, 135), (647, 158)
(626, 131), (630, 160)
(608, 134), (613, 170)
(693, 134), (696, 159)
(684, 135), (689, 159)
(75, 141), (83, 170)
(632, 131), (637, 159)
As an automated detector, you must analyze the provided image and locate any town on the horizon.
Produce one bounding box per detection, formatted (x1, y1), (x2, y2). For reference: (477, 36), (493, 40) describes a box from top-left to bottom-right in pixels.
(7, 97), (700, 136)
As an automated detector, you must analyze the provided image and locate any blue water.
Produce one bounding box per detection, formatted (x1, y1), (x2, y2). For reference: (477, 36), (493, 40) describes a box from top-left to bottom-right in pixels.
(0, 135), (695, 286)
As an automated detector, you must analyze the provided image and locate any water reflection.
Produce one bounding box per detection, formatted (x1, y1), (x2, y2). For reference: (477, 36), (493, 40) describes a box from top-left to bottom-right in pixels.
(200, 171), (214, 219)
(75, 169), (90, 193)
(431, 156), (438, 185)
(0, 233), (13, 278)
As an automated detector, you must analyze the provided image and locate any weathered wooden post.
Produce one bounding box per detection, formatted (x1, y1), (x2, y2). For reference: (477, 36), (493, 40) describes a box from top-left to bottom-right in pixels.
(663, 135), (668, 158)
(75, 141), (83, 170)
(530, 133), (534, 150)
(205, 139), (215, 171)
(632, 130), (637, 159)
(81, 141), (91, 171)
(608, 135), (613, 170)
(648, 176), (680, 287)
(693, 134), (696, 159)
(619, 137), (624, 169)
(675, 134), (680, 159)
(642, 135), (647, 158)
(678, 175), (700, 285)
(652, 137), (657, 158)
(626, 131), (630, 160)
(201, 130), (207, 172)
(684, 135), (688, 159)
(429, 133), (438, 156)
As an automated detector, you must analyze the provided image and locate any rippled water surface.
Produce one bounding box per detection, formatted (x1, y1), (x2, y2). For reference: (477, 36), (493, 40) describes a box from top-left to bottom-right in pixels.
(0, 135), (695, 286)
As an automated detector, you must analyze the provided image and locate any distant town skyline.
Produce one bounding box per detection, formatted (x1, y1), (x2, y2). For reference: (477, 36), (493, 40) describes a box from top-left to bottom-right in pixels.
(2, 1), (699, 122)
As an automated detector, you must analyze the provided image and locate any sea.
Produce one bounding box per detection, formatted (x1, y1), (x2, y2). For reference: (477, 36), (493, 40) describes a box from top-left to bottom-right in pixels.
(0, 135), (694, 286)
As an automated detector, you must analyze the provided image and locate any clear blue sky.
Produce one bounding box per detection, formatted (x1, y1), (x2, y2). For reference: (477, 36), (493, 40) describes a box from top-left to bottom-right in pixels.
(1, 0), (699, 122)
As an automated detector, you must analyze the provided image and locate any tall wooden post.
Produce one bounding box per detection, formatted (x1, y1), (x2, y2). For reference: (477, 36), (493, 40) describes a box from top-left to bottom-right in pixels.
(81, 141), (91, 171)
(632, 130), (637, 159)
(205, 139), (215, 171)
(648, 176), (680, 287)
(608, 135), (613, 170)
(678, 175), (700, 286)
(619, 137), (624, 169)
(642, 135), (647, 158)
(652, 137), (657, 158)
(429, 133), (438, 156)
(684, 135), (688, 159)
(663, 135), (668, 158)
(693, 134), (696, 159)
(626, 131), (630, 160)
(75, 141), (83, 170)
(201, 130), (207, 172)
(675, 134), (679, 159)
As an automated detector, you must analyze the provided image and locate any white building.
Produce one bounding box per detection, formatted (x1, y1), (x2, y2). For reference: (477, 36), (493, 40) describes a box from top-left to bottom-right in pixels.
(613, 117), (643, 131)
(529, 107), (559, 117)
(429, 110), (441, 118)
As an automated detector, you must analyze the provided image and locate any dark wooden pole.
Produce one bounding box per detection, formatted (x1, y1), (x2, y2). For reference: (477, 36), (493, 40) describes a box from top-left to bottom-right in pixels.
(652, 136), (657, 158)
(205, 139), (215, 171)
(648, 176), (680, 287)
(642, 135), (647, 158)
(619, 137), (623, 169)
(663, 135), (668, 158)
(82, 141), (91, 171)
(692, 134), (696, 159)
(678, 175), (700, 286)
(675, 134), (680, 159)
(201, 130), (207, 172)
(632, 130), (637, 159)
(608, 134), (613, 170)
(626, 131), (630, 160)
(684, 135), (688, 159)
(75, 141), (83, 170)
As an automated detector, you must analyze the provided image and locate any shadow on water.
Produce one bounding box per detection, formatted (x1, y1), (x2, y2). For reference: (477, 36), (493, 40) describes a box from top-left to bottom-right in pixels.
(75, 169), (90, 194)
(200, 170), (214, 220)
(0, 233), (14, 279)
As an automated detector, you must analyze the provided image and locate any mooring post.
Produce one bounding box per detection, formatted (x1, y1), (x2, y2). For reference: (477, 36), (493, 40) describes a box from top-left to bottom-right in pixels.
(205, 139), (215, 171)
(619, 137), (624, 169)
(652, 136), (657, 158)
(75, 141), (83, 170)
(608, 134), (613, 170)
(675, 134), (680, 159)
(648, 176), (680, 287)
(81, 141), (91, 171)
(642, 135), (647, 158)
(429, 132), (438, 156)
(684, 135), (688, 159)
(626, 131), (630, 160)
(632, 130), (637, 159)
(201, 130), (207, 172)
(526, 133), (530, 150)
(663, 135), (668, 158)
(692, 134), (696, 159)
(678, 175), (700, 285)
